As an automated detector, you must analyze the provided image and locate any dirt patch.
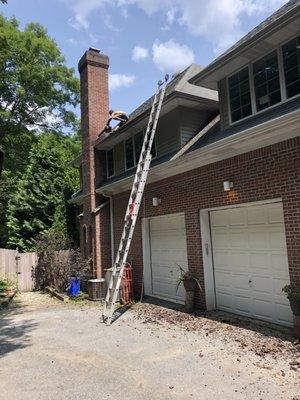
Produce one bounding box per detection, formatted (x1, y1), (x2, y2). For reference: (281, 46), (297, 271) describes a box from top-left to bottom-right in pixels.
(131, 302), (300, 363)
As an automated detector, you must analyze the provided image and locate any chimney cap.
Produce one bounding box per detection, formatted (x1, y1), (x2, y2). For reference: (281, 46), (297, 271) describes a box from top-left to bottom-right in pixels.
(89, 47), (100, 53)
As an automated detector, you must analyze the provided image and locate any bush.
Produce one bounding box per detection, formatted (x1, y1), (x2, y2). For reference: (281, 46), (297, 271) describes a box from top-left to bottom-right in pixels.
(0, 276), (16, 294)
(282, 284), (300, 301)
(33, 231), (91, 292)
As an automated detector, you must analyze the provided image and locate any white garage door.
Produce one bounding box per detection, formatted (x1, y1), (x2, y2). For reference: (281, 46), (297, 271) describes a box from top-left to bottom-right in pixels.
(210, 202), (293, 326)
(148, 214), (188, 303)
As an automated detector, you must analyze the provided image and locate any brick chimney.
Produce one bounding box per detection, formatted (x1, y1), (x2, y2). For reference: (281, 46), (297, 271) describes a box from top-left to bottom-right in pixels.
(78, 48), (111, 277)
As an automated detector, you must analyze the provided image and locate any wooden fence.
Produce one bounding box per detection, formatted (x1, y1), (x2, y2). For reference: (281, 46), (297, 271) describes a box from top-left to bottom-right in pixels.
(0, 249), (37, 291)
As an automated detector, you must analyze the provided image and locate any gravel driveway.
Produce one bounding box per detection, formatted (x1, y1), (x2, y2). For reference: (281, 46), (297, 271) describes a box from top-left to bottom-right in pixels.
(0, 293), (299, 400)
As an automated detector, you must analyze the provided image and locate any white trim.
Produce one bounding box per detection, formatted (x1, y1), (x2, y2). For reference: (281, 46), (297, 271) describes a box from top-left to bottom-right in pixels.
(227, 34), (300, 127)
(200, 198), (283, 310)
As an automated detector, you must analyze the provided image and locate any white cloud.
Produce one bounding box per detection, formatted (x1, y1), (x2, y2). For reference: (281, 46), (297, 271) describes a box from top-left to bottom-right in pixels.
(109, 74), (136, 91)
(132, 46), (149, 62)
(152, 39), (195, 72)
(64, 0), (287, 53)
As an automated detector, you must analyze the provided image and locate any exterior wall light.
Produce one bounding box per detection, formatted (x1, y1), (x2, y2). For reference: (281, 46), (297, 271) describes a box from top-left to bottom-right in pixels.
(223, 181), (233, 191)
(152, 197), (161, 206)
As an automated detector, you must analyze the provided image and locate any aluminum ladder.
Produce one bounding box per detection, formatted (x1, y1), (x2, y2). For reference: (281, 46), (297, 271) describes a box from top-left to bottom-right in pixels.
(102, 74), (169, 325)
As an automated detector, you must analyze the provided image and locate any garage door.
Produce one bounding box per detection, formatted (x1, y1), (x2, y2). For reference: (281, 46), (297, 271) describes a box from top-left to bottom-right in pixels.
(148, 214), (188, 303)
(210, 202), (292, 326)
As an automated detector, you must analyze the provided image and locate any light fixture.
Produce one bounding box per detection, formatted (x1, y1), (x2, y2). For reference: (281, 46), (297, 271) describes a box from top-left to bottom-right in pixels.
(152, 197), (161, 206)
(223, 181), (233, 191)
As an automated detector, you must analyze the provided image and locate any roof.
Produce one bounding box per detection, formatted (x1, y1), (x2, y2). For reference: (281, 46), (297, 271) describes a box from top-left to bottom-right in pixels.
(190, 0), (300, 88)
(94, 64), (218, 148)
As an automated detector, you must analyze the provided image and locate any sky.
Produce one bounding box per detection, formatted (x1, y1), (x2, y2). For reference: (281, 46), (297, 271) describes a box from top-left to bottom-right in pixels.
(1, 0), (288, 116)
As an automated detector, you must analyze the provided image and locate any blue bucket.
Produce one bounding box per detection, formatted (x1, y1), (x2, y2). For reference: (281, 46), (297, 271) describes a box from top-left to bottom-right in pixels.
(67, 277), (80, 296)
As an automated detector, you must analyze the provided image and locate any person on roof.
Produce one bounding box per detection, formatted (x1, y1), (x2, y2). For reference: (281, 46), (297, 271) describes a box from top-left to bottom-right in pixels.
(107, 110), (128, 131)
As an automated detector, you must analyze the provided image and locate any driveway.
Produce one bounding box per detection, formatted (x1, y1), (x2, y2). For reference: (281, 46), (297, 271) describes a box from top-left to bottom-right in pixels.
(0, 293), (299, 400)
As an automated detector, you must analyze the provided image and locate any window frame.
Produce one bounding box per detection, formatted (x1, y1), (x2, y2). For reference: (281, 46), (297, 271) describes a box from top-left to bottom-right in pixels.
(124, 129), (156, 172)
(227, 34), (300, 126)
(106, 148), (115, 179)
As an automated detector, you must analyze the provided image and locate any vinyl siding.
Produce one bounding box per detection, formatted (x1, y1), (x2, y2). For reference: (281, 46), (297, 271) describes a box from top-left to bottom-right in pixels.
(179, 107), (214, 147)
(218, 78), (230, 130)
(155, 109), (181, 156)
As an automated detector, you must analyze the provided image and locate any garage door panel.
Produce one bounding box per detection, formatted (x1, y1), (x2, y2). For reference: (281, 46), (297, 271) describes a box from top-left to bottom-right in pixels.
(275, 303), (293, 324)
(228, 208), (245, 226)
(210, 202), (292, 326)
(269, 229), (286, 248)
(247, 207), (268, 225)
(248, 230), (269, 249)
(229, 231), (248, 248)
(233, 295), (252, 315)
(148, 214), (188, 303)
(211, 231), (229, 248)
(268, 205), (284, 223)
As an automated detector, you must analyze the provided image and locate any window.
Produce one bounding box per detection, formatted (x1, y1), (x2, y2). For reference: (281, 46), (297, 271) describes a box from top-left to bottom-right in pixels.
(253, 51), (281, 111)
(107, 149), (114, 177)
(228, 67), (252, 123)
(125, 138), (134, 170)
(282, 35), (300, 99)
(134, 132), (143, 164)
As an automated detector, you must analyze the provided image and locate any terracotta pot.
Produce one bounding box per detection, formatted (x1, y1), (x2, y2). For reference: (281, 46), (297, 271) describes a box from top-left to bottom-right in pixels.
(184, 290), (195, 313)
(183, 278), (196, 292)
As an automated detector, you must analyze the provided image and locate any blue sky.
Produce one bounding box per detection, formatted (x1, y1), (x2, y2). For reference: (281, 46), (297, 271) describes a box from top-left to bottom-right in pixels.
(1, 0), (287, 116)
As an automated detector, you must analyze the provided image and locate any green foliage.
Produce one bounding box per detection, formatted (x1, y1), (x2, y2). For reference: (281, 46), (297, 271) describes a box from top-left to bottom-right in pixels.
(282, 284), (300, 301)
(6, 132), (80, 251)
(0, 15), (79, 139)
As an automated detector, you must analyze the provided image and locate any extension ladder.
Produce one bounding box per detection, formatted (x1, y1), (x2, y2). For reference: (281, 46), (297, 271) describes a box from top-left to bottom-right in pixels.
(102, 75), (169, 324)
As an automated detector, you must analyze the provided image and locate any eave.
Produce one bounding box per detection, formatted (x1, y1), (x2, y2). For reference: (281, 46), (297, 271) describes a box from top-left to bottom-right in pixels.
(190, 5), (300, 90)
(68, 190), (88, 205)
(96, 108), (300, 196)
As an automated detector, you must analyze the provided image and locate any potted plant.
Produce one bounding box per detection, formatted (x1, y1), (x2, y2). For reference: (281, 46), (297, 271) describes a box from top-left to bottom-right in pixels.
(177, 266), (202, 312)
(282, 284), (300, 316)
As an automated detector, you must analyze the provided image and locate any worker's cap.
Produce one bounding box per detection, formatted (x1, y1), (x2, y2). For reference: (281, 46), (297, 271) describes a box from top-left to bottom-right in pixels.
(109, 109), (114, 114)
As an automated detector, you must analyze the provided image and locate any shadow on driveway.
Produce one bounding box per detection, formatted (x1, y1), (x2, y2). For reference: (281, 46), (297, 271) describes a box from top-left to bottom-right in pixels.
(0, 298), (38, 358)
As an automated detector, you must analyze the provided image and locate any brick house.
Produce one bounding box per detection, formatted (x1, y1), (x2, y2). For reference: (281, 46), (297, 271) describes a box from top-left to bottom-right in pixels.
(71, 1), (300, 328)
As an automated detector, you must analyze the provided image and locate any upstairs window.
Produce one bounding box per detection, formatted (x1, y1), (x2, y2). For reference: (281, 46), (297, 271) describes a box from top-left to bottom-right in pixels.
(253, 51), (281, 111)
(125, 138), (134, 170)
(107, 149), (114, 177)
(282, 35), (300, 99)
(134, 131), (143, 164)
(228, 67), (252, 123)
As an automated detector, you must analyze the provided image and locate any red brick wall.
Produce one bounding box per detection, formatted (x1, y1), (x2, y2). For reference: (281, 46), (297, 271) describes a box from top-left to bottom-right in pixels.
(111, 137), (300, 307)
(78, 49), (111, 277)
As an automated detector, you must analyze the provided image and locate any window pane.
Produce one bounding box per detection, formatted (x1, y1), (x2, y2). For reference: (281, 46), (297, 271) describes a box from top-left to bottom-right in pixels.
(253, 51), (281, 111)
(228, 67), (252, 123)
(107, 149), (114, 177)
(282, 35), (300, 99)
(125, 138), (134, 169)
(134, 132), (143, 164)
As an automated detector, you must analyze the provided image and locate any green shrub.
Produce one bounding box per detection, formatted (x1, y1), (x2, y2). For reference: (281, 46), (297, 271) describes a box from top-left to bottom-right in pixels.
(282, 284), (300, 301)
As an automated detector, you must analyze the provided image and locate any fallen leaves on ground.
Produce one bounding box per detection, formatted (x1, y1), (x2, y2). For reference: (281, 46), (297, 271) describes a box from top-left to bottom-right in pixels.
(131, 302), (300, 365)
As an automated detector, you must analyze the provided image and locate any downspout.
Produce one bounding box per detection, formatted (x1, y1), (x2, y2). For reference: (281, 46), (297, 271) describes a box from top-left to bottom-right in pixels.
(102, 192), (114, 266)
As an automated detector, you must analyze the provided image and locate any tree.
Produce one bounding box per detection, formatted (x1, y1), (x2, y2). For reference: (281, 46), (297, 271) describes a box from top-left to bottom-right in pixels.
(0, 16), (79, 140)
(6, 132), (80, 251)
(0, 130), (37, 247)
